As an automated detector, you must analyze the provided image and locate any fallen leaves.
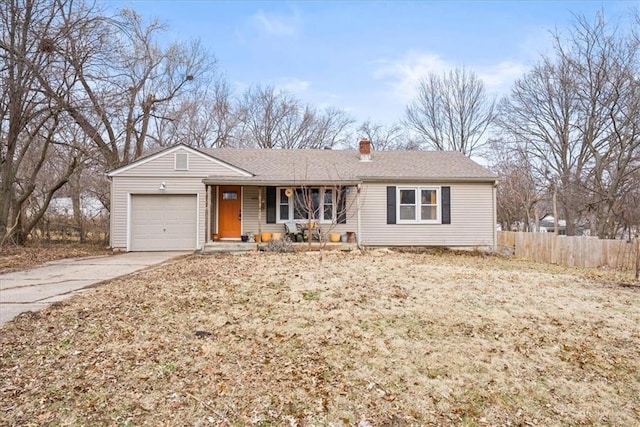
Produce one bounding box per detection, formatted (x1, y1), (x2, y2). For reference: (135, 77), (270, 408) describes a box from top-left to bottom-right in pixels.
(0, 242), (112, 274)
(1, 250), (639, 426)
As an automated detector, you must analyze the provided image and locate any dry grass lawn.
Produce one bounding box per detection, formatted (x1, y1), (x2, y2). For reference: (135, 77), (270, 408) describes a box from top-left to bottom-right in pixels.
(1, 249), (639, 426)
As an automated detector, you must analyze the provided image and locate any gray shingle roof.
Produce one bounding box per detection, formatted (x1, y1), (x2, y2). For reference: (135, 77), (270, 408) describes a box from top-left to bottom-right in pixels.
(202, 148), (497, 183)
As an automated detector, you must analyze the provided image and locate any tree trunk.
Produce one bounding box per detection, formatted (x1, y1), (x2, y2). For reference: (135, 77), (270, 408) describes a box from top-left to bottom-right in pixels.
(71, 192), (85, 243)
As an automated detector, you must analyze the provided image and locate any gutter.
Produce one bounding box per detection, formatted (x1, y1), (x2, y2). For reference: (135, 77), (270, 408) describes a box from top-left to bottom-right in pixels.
(358, 176), (499, 184)
(202, 178), (363, 186)
(203, 176), (498, 186)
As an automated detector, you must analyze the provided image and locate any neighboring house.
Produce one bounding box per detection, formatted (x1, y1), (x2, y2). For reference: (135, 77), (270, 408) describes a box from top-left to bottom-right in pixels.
(107, 139), (499, 251)
(538, 215), (567, 235)
(48, 196), (108, 219)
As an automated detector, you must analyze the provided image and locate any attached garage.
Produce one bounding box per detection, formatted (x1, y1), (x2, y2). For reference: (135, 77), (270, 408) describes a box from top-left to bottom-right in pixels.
(130, 194), (198, 251)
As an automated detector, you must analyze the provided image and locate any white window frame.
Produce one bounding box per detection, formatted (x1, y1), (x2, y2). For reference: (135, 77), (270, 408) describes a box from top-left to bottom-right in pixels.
(276, 187), (337, 223)
(397, 186), (441, 224)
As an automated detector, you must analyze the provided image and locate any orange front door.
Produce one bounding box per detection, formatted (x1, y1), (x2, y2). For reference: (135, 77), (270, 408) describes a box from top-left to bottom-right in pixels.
(218, 186), (242, 238)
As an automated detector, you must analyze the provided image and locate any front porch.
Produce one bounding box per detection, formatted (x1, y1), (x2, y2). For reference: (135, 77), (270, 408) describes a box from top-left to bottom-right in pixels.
(203, 182), (361, 246)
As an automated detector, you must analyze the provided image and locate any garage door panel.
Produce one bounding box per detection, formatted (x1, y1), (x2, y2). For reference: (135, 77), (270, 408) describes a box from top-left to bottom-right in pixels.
(130, 195), (197, 251)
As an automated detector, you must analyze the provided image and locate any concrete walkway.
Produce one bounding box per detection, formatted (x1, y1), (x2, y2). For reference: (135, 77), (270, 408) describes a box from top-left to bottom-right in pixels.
(0, 252), (190, 325)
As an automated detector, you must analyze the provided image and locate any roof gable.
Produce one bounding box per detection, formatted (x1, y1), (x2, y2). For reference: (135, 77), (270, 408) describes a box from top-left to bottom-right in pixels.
(107, 145), (253, 178)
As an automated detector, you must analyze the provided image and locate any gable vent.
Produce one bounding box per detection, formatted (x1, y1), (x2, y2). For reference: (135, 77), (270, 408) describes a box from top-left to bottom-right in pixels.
(175, 152), (189, 171)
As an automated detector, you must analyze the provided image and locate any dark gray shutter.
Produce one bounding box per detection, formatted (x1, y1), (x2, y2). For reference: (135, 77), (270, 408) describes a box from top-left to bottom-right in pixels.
(386, 186), (396, 224)
(442, 186), (451, 224)
(266, 187), (276, 223)
(337, 187), (347, 224)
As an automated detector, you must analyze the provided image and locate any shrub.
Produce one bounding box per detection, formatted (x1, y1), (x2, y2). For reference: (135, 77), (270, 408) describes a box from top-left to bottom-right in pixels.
(265, 237), (295, 253)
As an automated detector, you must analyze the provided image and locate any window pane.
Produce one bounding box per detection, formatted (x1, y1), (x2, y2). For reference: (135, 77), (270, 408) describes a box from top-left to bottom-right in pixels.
(293, 188), (320, 220)
(311, 189), (320, 219)
(279, 188), (290, 220)
(324, 189), (333, 204)
(324, 205), (333, 220)
(421, 189), (436, 204)
(421, 205), (437, 220)
(222, 191), (237, 200)
(399, 206), (416, 220)
(400, 189), (415, 204)
(279, 206), (289, 220)
(294, 189), (306, 219)
(323, 189), (333, 220)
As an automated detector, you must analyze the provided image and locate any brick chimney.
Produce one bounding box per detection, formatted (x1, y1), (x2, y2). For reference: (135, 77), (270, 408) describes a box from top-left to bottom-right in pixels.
(359, 138), (371, 161)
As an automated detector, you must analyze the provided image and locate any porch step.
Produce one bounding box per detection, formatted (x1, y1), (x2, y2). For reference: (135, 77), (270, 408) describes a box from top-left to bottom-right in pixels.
(201, 242), (257, 254)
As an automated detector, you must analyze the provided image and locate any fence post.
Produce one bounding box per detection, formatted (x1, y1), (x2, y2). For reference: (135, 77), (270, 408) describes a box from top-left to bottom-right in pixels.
(636, 234), (640, 280)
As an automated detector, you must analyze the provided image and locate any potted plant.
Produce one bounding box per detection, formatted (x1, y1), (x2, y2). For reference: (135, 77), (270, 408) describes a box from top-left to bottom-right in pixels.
(329, 232), (341, 242)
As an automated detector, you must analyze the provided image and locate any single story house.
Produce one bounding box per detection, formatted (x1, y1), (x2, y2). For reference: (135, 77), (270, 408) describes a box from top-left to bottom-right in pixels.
(107, 139), (498, 251)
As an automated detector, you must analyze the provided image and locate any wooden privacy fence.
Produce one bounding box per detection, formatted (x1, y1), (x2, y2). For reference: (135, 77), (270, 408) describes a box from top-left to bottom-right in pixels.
(497, 231), (638, 273)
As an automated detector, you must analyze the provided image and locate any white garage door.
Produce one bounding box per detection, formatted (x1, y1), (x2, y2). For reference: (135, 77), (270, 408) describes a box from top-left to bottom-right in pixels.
(130, 195), (197, 251)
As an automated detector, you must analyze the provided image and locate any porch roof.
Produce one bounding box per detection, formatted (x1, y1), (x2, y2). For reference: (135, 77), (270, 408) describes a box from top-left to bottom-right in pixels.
(201, 177), (362, 186)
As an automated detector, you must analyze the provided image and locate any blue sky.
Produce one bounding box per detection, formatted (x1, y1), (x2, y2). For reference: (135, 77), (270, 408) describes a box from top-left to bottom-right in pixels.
(103, 1), (637, 127)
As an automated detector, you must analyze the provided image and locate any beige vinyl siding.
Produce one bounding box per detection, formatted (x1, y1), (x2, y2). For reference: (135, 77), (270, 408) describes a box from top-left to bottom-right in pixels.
(359, 182), (495, 247)
(110, 176), (206, 251)
(241, 186), (260, 235)
(116, 147), (246, 178)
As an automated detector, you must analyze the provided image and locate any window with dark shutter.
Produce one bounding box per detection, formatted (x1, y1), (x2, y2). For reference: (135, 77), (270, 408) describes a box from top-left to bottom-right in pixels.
(266, 187), (276, 223)
(389, 185), (448, 224)
(441, 186), (451, 224)
(387, 186), (396, 224)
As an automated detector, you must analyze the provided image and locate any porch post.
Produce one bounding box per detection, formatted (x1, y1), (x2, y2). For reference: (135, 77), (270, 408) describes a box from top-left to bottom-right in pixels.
(257, 186), (263, 234)
(205, 185), (211, 242)
(492, 182), (498, 252)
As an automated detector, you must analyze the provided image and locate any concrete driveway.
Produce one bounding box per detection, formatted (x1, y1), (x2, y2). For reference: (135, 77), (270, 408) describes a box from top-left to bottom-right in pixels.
(0, 252), (190, 325)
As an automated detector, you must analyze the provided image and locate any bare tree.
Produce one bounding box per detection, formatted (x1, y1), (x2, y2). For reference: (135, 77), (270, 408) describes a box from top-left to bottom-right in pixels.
(290, 184), (351, 249)
(497, 12), (640, 237)
(356, 120), (409, 150)
(30, 5), (211, 170)
(151, 76), (240, 148)
(497, 56), (584, 235)
(237, 85), (298, 148)
(308, 106), (354, 149)
(490, 141), (544, 232)
(1, 0), (216, 244)
(617, 169), (640, 241)
(0, 0), (80, 244)
(405, 67), (496, 156)
(237, 85), (353, 149)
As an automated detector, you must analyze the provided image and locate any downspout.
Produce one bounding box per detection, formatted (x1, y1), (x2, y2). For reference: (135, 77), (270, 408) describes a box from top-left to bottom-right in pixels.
(107, 174), (113, 249)
(356, 183), (362, 249)
(493, 181), (498, 253)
